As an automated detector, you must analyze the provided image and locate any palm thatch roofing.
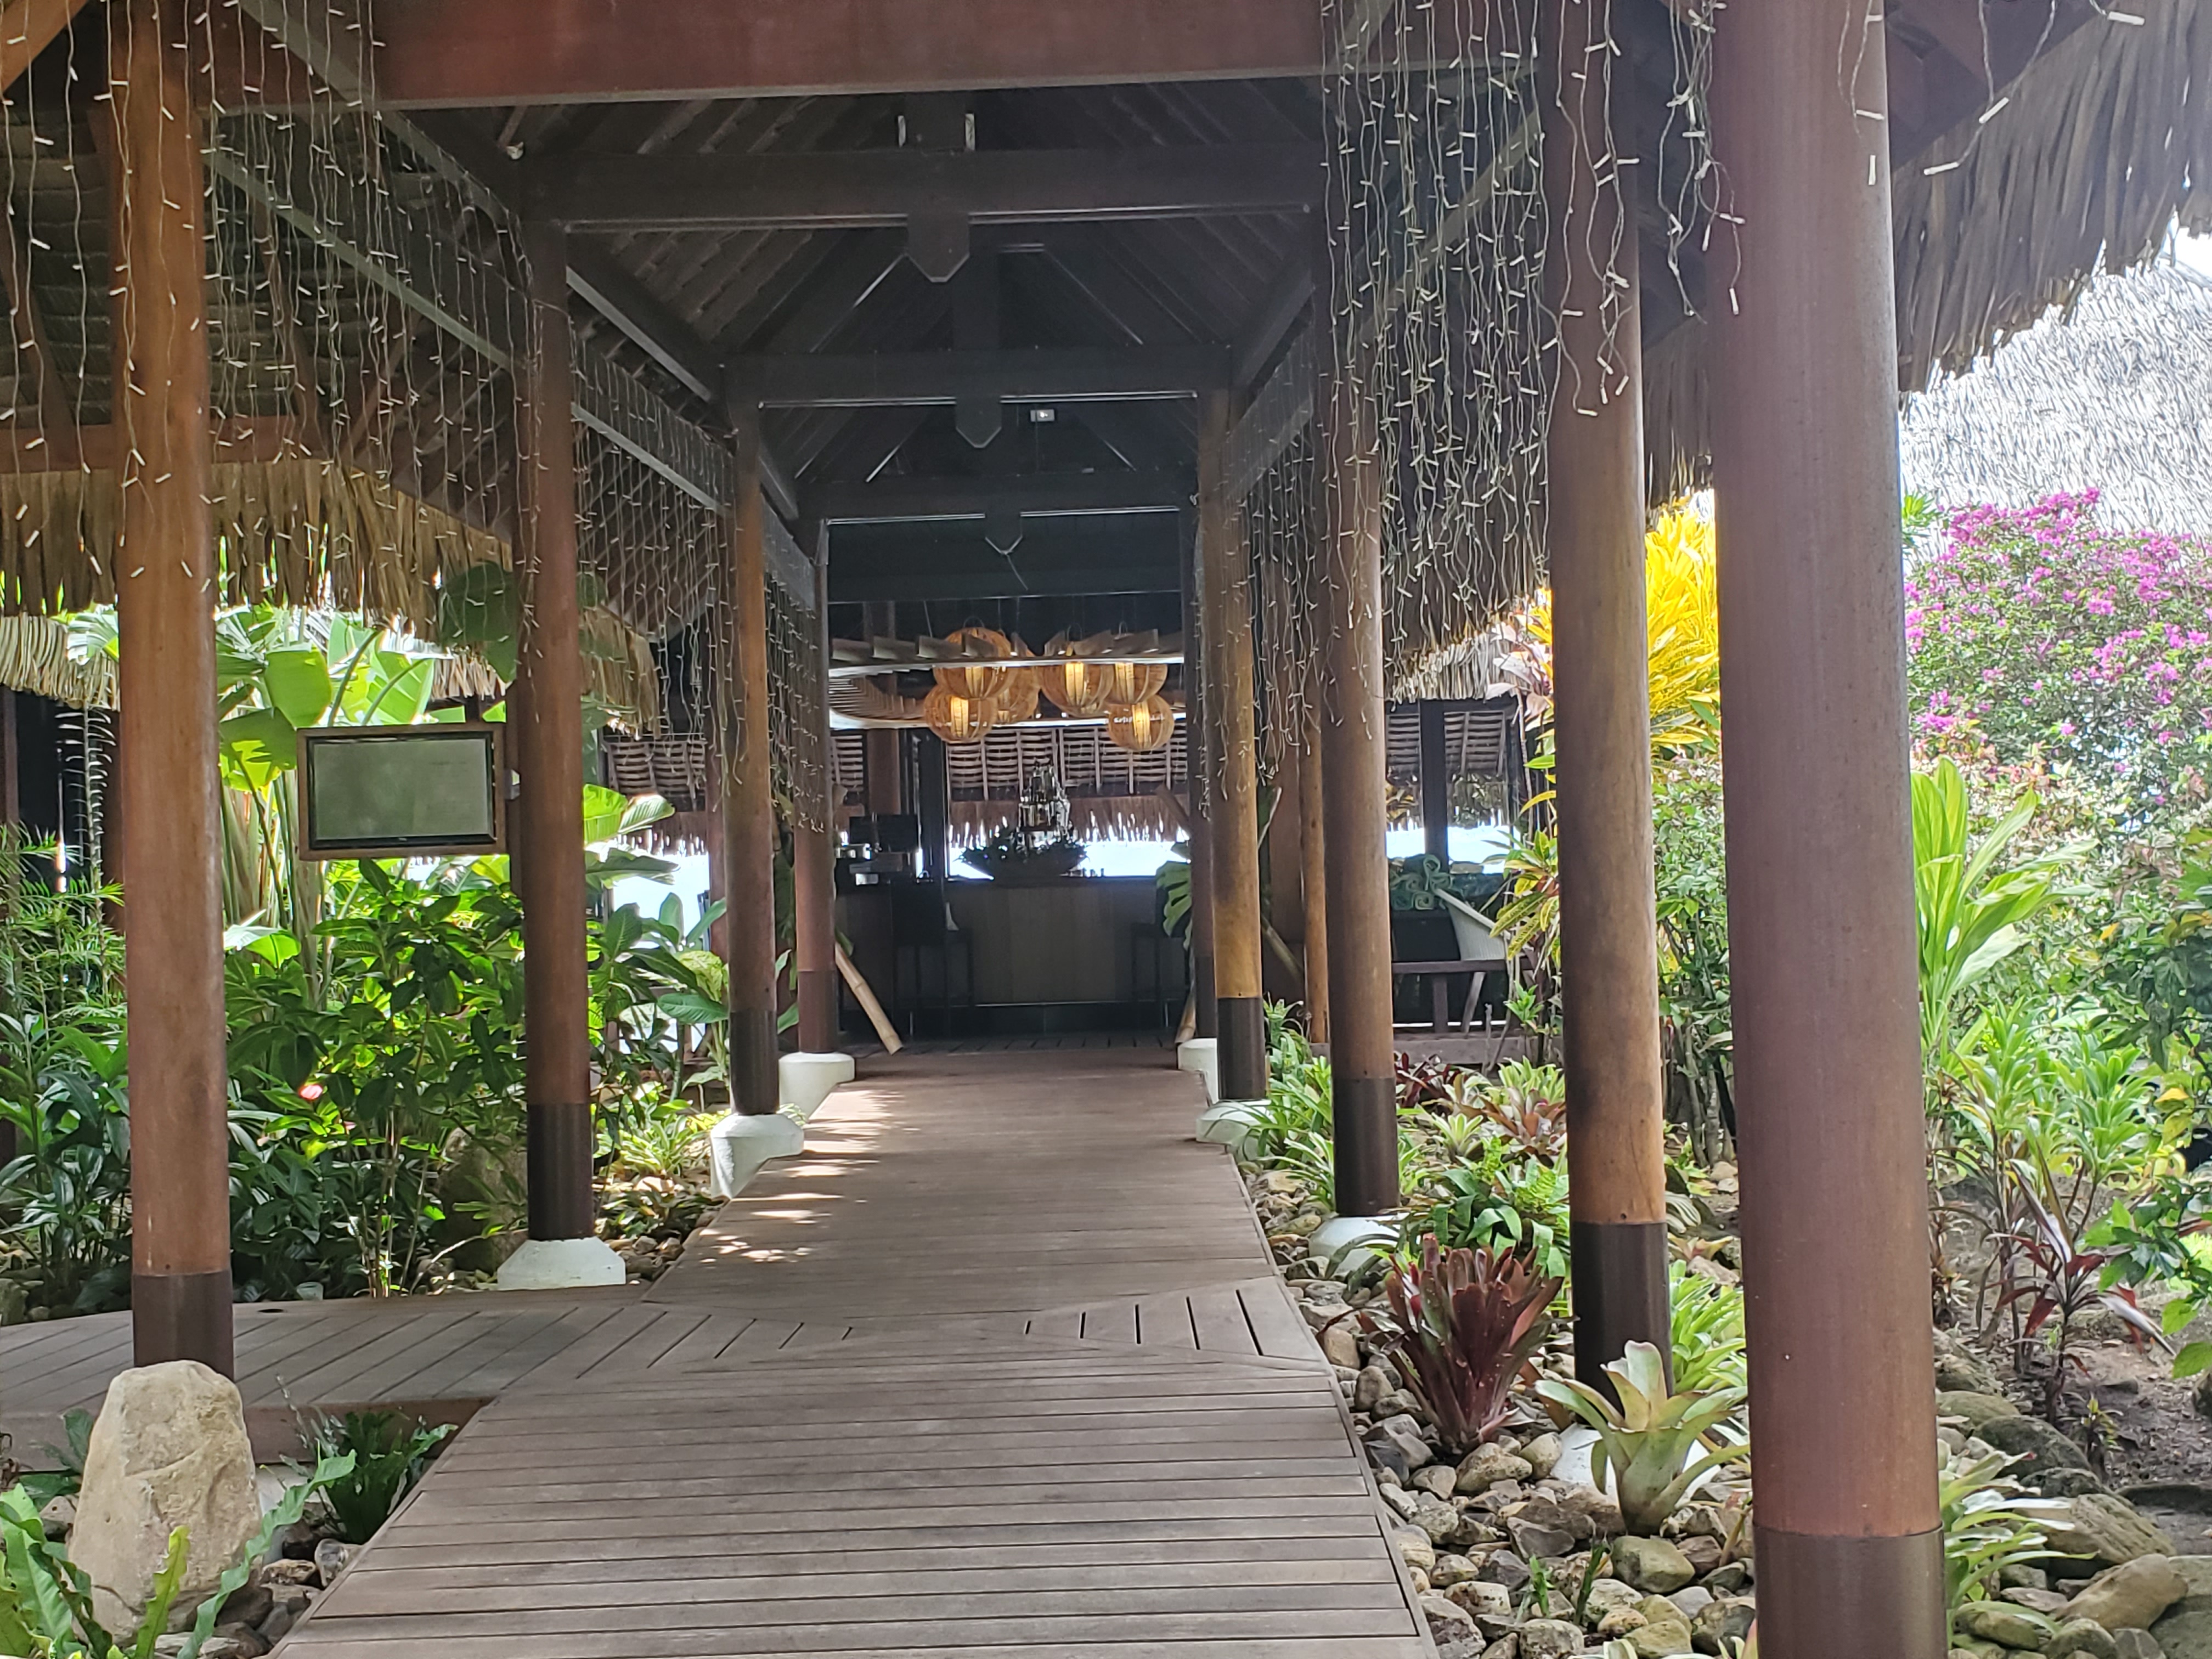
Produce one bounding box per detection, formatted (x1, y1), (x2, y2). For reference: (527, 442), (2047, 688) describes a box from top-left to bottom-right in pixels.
(1899, 257), (2212, 531)
(1646, 0), (2212, 498)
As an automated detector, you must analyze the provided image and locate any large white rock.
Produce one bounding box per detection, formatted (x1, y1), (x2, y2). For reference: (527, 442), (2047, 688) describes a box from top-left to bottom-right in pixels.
(1195, 1099), (1269, 1158)
(1309, 1214), (1396, 1270)
(709, 1110), (806, 1197)
(780, 1052), (855, 1121)
(69, 1361), (262, 1635)
(495, 1234), (628, 1290)
(1176, 1037), (1220, 1103)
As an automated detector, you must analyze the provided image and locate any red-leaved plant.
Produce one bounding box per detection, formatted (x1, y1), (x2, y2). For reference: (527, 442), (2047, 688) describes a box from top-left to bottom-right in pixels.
(1368, 1234), (1560, 1453)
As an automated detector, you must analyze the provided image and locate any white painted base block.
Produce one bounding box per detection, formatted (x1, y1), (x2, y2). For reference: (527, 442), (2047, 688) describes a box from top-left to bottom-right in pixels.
(781, 1052), (856, 1121)
(495, 1235), (628, 1291)
(1309, 1215), (1397, 1273)
(708, 1110), (806, 1198)
(1176, 1037), (1220, 1104)
(1195, 1099), (1269, 1159)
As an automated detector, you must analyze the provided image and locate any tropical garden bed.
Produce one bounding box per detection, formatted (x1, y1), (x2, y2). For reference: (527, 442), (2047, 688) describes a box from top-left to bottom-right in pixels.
(1221, 496), (2212, 1656)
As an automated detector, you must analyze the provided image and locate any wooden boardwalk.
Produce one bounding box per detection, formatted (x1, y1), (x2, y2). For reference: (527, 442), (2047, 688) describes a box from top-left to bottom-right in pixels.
(2, 1050), (1424, 1658)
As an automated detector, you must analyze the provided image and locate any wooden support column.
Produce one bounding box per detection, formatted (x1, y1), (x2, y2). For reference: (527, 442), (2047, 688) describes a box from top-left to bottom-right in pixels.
(794, 526), (840, 1053)
(1541, 0), (1671, 1384)
(1418, 700), (1450, 865)
(1711, 0), (1944, 1649)
(725, 405), (782, 1113)
(110, 0), (231, 1372)
(1200, 391), (1267, 1100)
(1318, 351), (1397, 1216)
(512, 221), (596, 1244)
(1182, 521), (1216, 1038)
(1296, 702), (1330, 1045)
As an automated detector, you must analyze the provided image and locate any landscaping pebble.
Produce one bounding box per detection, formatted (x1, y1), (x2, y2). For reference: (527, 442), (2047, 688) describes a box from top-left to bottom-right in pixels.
(1516, 1619), (1584, 1659)
(1941, 1390), (2024, 1430)
(1692, 1595), (1759, 1652)
(314, 1538), (358, 1584)
(2044, 1494), (2178, 1568)
(2113, 1630), (2165, 1659)
(1626, 1594), (1695, 1657)
(1391, 1526), (1435, 1574)
(1959, 1601), (2059, 1649)
(2045, 1618), (2122, 1659)
(1456, 1443), (1534, 1493)
(2066, 1559), (2192, 1633)
(1611, 1533), (1697, 1593)
(1518, 1431), (1562, 1480)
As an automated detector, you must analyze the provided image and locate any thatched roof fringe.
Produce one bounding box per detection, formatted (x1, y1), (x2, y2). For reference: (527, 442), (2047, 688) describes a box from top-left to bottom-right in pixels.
(0, 458), (659, 727)
(1647, 0), (2212, 492)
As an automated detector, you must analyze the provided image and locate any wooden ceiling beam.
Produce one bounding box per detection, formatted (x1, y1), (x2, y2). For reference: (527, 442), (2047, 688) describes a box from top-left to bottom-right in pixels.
(732, 346), (1228, 409)
(528, 146), (1322, 233)
(808, 469), (1193, 524)
(1, 0), (87, 97)
(827, 515), (1184, 603)
(373, 0), (1327, 106)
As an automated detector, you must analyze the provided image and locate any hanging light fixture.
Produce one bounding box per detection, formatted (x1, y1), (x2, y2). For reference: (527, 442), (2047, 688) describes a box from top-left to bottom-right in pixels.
(995, 638), (1044, 723)
(922, 683), (998, 744)
(932, 625), (1014, 702)
(1105, 660), (1169, 706)
(1041, 657), (1114, 716)
(1104, 693), (1176, 753)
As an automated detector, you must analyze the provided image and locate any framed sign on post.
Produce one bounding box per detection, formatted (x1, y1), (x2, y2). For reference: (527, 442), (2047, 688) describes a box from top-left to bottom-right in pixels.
(297, 725), (507, 861)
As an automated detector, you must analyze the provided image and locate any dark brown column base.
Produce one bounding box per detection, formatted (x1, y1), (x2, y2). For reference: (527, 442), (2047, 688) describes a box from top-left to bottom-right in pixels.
(729, 1005), (781, 1115)
(797, 966), (839, 1053)
(1570, 1218), (1671, 1386)
(1332, 1073), (1398, 1216)
(1754, 1525), (1946, 1658)
(1217, 995), (1268, 1101)
(526, 1099), (596, 1239)
(1193, 951), (1217, 1038)
(133, 1268), (234, 1375)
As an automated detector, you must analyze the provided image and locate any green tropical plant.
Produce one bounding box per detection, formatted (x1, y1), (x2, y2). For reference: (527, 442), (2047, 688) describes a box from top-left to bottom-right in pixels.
(1536, 1340), (1750, 1533)
(0, 1453), (352, 1659)
(1669, 1264), (1747, 1396)
(1402, 1159), (1569, 1282)
(1368, 1235), (1560, 1453)
(1913, 759), (2072, 1067)
(1940, 1448), (2059, 1617)
(304, 1411), (454, 1544)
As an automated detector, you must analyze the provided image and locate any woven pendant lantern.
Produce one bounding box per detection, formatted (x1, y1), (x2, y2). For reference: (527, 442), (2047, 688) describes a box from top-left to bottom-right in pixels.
(933, 625), (1014, 702)
(1041, 657), (1114, 716)
(1105, 660), (1169, 706)
(1104, 693), (1176, 753)
(996, 640), (1043, 723)
(922, 683), (998, 744)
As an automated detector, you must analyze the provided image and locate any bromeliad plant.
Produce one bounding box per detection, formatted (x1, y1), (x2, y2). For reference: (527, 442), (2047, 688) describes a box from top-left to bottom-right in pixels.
(1536, 1341), (1750, 1534)
(1366, 1235), (1560, 1454)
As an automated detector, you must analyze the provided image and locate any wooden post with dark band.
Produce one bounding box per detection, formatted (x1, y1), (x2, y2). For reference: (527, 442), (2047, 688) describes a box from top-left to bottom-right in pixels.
(512, 221), (596, 1243)
(793, 522), (840, 1053)
(1317, 348), (1397, 1217)
(1199, 391), (1268, 1101)
(1181, 520), (1216, 1039)
(1710, 0), (1945, 1647)
(1296, 703), (1330, 1046)
(1540, 0), (1671, 1383)
(724, 405), (783, 1114)
(111, 0), (233, 1372)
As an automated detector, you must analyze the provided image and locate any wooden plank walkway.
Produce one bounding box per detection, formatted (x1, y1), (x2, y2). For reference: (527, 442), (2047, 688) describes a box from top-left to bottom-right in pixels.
(0, 1049), (1423, 1658)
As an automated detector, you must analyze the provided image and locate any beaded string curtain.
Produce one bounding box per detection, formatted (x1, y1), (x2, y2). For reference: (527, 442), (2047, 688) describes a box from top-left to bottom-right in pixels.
(0, 1), (821, 835)
(1333, 0), (1549, 665)
(1249, 0), (1551, 780)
